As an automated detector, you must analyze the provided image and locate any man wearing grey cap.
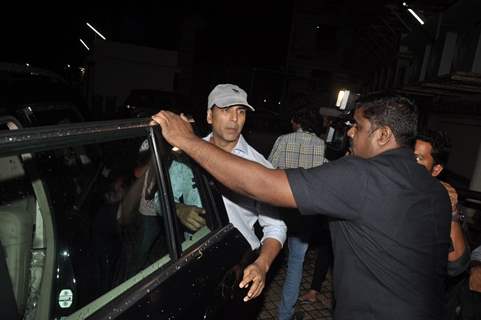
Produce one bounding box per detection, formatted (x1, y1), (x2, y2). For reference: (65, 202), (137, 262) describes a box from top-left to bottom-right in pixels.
(178, 84), (286, 305)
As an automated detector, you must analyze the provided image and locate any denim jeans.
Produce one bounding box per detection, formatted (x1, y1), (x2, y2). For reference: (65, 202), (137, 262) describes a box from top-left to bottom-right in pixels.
(278, 236), (310, 320)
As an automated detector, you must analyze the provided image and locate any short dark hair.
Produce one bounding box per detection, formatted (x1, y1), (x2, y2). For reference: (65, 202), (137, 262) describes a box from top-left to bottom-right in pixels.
(291, 107), (324, 136)
(356, 95), (418, 147)
(416, 129), (451, 167)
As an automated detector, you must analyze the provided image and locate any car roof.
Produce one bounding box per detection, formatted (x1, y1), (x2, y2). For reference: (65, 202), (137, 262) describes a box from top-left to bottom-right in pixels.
(0, 63), (74, 109)
(0, 62), (86, 123)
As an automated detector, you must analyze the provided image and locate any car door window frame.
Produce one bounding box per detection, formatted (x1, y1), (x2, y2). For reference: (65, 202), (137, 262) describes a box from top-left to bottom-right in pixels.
(151, 127), (230, 257)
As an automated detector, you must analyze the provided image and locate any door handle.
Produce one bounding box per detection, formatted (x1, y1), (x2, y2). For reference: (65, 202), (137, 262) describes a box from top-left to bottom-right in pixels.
(196, 248), (203, 260)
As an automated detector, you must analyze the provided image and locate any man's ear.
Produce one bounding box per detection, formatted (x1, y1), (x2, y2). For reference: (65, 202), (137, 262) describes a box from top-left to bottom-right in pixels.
(207, 109), (213, 125)
(377, 127), (393, 146)
(431, 164), (444, 177)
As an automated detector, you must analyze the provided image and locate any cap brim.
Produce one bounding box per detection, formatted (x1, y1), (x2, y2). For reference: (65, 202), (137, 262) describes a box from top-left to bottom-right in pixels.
(209, 102), (255, 111)
(222, 103), (255, 112)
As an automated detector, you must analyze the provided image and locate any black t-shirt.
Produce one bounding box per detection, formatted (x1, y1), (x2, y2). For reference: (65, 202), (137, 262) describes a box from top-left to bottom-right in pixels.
(286, 148), (451, 320)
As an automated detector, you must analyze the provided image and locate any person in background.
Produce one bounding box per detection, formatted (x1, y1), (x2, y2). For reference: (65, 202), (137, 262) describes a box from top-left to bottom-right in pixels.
(414, 130), (470, 276)
(268, 107), (332, 320)
(414, 129), (473, 320)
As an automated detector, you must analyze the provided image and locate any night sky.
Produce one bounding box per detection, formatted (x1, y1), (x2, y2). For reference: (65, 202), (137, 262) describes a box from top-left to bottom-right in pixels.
(1, 1), (293, 72)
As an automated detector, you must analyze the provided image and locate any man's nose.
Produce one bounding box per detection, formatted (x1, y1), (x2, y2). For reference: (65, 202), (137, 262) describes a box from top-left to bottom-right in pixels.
(229, 110), (238, 122)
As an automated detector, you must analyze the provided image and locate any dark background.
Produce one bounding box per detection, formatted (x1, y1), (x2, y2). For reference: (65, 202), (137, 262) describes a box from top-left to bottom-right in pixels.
(1, 0), (481, 187)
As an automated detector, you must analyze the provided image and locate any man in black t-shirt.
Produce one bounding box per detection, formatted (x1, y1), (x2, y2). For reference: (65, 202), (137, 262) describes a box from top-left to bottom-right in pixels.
(152, 95), (452, 320)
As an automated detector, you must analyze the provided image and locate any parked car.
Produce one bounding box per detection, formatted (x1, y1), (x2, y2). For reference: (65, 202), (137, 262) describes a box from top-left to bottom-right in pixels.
(0, 118), (252, 320)
(0, 62), (87, 129)
(119, 89), (192, 119)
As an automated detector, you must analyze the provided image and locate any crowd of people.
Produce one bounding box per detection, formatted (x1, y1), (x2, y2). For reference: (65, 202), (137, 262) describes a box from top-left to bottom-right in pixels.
(147, 83), (481, 319)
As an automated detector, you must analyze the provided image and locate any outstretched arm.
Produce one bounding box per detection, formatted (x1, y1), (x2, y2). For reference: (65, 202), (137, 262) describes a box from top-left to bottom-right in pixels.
(151, 111), (297, 208)
(239, 239), (282, 301)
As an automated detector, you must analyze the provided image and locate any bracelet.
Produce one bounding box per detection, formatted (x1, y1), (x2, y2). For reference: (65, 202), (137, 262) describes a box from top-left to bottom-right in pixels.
(452, 211), (462, 222)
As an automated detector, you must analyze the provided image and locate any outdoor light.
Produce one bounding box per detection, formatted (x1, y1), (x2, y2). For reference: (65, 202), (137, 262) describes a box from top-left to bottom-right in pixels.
(86, 22), (107, 40)
(336, 90), (350, 110)
(407, 8), (424, 25)
(335, 90), (360, 111)
(25, 63), (30, 67)
(336, 90), (345, 107)
(402, 2), (424, 25)
(79, 67), (86, 78)
(80, 39), (90, 51)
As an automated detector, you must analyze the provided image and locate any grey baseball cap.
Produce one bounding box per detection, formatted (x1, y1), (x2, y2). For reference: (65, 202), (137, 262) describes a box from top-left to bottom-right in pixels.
(207, 84), (255, 111)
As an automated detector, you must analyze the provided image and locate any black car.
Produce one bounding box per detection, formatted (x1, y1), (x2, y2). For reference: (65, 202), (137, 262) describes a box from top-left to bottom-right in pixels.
(0, 118), (252, 320)
(0, 62), (87, 129)
(119, 89), (192, 119)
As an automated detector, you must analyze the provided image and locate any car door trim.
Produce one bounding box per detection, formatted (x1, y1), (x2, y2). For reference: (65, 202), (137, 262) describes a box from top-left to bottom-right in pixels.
(70, 224), (237, 320)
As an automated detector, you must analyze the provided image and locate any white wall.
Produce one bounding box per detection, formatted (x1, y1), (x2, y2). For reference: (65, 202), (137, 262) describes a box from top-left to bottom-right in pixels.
(90, 40), (178, 107)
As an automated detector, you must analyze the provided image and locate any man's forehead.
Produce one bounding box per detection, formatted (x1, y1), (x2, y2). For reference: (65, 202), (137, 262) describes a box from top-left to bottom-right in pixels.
(415, 139), (433, 153)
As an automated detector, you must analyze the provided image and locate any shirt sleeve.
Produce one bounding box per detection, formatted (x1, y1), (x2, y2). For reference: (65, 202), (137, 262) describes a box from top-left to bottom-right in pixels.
(256, 201), (287, 247)
(169, 160), (192, 202)
(286, 156), (368, 220)
(247, 145), (286, 246)
(267, 137), (282, 168)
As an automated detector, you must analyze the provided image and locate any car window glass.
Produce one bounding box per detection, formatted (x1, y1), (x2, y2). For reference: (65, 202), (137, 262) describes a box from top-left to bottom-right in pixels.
(164, 151), (215, 253)
(0, 132), (228, 319)
(31, 135), (172, 318)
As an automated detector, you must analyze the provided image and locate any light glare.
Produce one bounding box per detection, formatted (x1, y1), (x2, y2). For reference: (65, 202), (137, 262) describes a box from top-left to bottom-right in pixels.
(86, 22), (107, 40)
(407, 8), (424, 25)
(80, 39), (90, 51)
